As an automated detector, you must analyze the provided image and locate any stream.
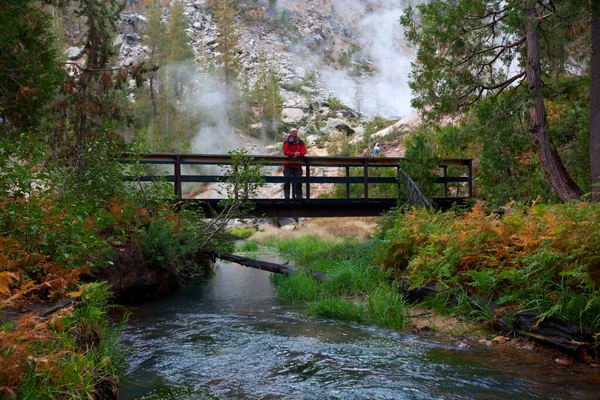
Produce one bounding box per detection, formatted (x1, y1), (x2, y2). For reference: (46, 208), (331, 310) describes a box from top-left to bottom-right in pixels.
(118, 259), (600, 399)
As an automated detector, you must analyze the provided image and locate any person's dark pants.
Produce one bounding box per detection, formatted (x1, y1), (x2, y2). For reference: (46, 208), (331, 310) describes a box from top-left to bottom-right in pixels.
(283, 167), (303, 199)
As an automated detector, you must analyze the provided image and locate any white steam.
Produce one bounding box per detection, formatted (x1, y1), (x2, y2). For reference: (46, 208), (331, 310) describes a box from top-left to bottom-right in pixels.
(189, 78), (238, 154)
(324, 0), (415, 119)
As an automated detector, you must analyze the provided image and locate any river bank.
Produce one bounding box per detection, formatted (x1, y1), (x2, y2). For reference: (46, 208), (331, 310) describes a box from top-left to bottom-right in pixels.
(243, 215), (600, 367)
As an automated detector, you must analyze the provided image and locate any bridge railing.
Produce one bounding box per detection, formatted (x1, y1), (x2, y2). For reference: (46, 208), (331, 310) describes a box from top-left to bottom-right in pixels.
(120, 153), (472, 203)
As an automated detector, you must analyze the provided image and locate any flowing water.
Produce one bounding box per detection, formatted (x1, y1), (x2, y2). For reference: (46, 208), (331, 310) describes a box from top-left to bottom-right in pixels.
(119, 260), (600, 400)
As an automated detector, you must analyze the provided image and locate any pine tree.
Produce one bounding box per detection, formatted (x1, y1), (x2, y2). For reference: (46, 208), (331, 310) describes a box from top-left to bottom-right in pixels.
(52, 0), (142, 158)
(143, 0), (168, 117)
(250, 54), (282, 133)
(401, 0), (585, 201)
(236, 69), (253, 129)
(213, 0), (241, 85)
(0, 0), (63, 136)
(591, 2), (600, 201)
(168, 0), (195, 99)
(262, 64), (283, 133)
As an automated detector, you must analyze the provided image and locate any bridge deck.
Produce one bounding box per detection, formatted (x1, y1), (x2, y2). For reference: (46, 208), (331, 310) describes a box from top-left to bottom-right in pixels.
(123, 153), (473, 218)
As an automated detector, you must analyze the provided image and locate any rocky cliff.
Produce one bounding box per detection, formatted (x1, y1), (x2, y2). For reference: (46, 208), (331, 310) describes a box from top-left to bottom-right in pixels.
(114, 0), (418, 156)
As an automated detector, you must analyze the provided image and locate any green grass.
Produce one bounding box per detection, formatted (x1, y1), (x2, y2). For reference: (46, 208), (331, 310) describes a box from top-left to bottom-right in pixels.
(272, 272), (320, 302)
(366, 287), (408, 329)
(309, 298), (366, 323)
(269, 235), (408, 330)
(229, 226), (257, 239)
(322, 260), (385, 296)
(239, 240), (259, 252)
(15, 283), (128, 399)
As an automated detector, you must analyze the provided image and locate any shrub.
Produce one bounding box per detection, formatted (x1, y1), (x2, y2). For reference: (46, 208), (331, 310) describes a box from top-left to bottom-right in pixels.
(376, 202), (600, 332)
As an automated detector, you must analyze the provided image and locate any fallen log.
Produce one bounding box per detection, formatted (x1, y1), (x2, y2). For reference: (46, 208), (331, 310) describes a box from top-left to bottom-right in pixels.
(508, 311), (593, 353)
(0, 298), (77, 325)
(200, 249), (328, 281)
(396, 279), (595, 355)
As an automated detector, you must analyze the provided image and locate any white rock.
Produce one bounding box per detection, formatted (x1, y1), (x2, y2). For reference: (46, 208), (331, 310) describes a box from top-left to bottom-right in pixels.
(65, 46), (83, 60)
(306, 134), (320, 144)
(282, 108), (306, 124)
(113, 34), (124, 47)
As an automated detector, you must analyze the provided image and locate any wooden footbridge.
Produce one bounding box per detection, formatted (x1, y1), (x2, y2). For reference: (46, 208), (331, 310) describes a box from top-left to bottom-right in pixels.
(123, 153), (473, 218)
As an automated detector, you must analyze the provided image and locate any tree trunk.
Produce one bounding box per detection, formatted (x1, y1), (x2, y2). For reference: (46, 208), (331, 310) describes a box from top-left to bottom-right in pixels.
(591, 11), (600, 201)
(200, 248), (328, 281)
(524, 1), (583, 201)
(149, 72), (158, 117)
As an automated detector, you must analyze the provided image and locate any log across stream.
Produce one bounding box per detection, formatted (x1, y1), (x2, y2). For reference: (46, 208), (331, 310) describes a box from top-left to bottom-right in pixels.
(200, 248), (328, 281)
(202, 248), (595, 358)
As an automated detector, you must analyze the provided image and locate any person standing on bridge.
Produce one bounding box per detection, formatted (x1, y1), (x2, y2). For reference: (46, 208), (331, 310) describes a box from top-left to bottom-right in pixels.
(282, 127), (306, 200)
(372, 142), (381, 157)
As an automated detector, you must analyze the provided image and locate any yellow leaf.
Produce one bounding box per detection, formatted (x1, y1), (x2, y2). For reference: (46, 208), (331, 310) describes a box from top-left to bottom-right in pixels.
(0, 272), (18, 295)
(68, 283), (90, 298)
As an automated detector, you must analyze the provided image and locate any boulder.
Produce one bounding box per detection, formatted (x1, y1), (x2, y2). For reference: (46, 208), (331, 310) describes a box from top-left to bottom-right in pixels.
(282, 108), (306, 124)
(65, 47), (83, 60)
(325, 118), (354, 135)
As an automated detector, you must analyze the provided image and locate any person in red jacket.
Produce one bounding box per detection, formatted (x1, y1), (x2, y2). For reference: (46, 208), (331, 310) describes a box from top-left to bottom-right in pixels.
(282, 127), (307, 199)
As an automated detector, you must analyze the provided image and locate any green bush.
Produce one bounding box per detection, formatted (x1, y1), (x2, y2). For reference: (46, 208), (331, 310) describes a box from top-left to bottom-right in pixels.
(375, 203), (600, 332)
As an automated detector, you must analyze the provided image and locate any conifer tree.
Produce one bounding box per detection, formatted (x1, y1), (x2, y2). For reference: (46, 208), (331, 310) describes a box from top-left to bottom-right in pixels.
(0, 0), (63, 136)
(236, 69), (253, 128)
(168, 0), (195, 99)
(213, 0), (242, 85)
(135, 0), (198, 152)
(591, 3), (600, 201)
(143, 0), (168, 117)
(262, 64), (283, 132)
(401, 0), (585, 201)
(52, 0), (142, 158)
(249, 54), (282, 133)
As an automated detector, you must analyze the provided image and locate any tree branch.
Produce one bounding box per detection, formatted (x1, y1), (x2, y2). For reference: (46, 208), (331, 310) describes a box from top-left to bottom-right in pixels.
(459, 36), (526, 66)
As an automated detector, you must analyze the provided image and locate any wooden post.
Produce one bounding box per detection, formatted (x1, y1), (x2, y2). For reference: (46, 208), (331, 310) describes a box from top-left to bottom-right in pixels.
(305, 159), (311, 200)
(174, 155), (182, 198)
(397, 166), (401, 198)
(442, 165), (448, 197)
(467, 159), (473, 198)
(345, 166), (350, 199)
(363, 158), (369, 200)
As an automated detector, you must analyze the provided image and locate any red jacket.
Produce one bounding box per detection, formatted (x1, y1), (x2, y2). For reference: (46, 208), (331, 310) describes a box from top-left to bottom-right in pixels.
(282, 135), (306, 168)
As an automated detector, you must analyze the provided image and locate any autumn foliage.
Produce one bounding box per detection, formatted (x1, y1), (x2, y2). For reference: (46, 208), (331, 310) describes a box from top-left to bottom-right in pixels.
(377, 202), (600, 332)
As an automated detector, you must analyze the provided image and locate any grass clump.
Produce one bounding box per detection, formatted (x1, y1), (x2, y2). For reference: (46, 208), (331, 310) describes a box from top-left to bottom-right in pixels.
(270, 235), (408, 329)
(309, 298), (366, 323)
(229, 226), (257, 239)
(366, 288), (408, 330)
(1, 283), (127, 399)
(239, 240), (259, 252)
(272, 272), (319, 302)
